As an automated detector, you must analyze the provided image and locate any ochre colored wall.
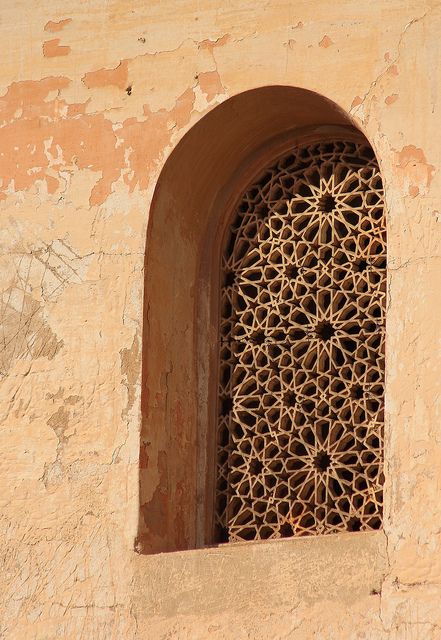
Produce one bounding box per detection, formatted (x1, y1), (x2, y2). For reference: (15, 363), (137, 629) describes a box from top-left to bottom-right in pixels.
(1, 1), (440, 638)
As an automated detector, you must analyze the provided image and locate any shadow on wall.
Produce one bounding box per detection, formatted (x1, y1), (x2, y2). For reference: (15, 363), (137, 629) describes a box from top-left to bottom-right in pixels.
(137, 85), (367, 555)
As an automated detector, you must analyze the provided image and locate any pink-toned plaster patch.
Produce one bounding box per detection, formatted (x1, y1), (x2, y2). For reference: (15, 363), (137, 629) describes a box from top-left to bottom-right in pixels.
(319, 35), (333, 48)
(0, 77), (122, 205)
(395, 145), (435, 197)
(0, 75), (196, 205)
(120, 87), (195, 192)
(44, 18), (72, 32)
(43, 39), (71, 57)
(82, 60), (129, 91)
(199, 34), (230, 53)
(385, 93), (398, 105)
(198, 70), (224, 101)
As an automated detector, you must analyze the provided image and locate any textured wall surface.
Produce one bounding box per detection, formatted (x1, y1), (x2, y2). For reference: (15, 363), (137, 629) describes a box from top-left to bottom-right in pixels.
(1, 1), (440, 638)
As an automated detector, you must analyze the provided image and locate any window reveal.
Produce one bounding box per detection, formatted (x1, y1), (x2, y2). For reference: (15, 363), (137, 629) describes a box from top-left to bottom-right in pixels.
(216, 139), (386, 543)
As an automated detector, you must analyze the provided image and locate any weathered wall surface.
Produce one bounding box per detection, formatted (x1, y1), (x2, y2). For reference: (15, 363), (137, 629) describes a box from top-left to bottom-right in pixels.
(0, 0), (440, 638)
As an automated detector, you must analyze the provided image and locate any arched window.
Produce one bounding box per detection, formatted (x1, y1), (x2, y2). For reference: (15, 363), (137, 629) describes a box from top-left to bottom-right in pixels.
(139, 87), (387, 555)
(215, 136), (386, 543)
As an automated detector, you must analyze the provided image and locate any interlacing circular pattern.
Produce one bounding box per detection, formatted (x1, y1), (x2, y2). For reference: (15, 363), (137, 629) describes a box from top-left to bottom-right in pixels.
(216, 139), (386, 543)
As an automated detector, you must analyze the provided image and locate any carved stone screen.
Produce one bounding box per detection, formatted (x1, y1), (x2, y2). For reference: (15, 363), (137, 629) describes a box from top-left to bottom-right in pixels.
(216, 139), (386, 543)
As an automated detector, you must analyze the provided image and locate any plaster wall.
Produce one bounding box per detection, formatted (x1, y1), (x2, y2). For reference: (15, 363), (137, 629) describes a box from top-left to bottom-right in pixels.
(0, 1), (440, 638)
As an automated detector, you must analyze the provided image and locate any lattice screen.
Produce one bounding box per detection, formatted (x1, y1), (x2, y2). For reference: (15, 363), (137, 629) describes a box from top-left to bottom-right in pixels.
(216, 139), (386, 543)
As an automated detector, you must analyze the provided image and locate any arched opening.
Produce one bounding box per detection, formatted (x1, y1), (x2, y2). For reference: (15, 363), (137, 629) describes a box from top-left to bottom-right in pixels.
(216, 137), (385, 543)
(138, 85), (384, 554)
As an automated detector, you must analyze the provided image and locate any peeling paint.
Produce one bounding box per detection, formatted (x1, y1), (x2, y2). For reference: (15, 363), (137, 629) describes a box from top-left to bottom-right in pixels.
(0, 75), (198, 205)
(385, 93), (399, 105)
(47, 405), (70, 441)
(319, 35), (333, 48)
(0, 289), (63, 377)
(42, 38), (71, 57)
(120, 330), (140, 415)
(387, 64), (399, 76)
(0, 77), (121, 204)
(119, 88), (195, 192)
(44, 18), (72, 32)
(1, 2), (440, 638)
(395, 144), (435, 197)
(198, 70), (224, 102)
(82, 60), (129, 91)
(198, 33), (230, 53)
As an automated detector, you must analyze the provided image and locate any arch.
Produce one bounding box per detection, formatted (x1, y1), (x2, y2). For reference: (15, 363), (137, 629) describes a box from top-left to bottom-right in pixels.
(138, 85), (380, 554)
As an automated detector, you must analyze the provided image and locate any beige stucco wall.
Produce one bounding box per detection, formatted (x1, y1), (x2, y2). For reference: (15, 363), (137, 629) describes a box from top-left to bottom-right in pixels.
(1, 0), (440, 638)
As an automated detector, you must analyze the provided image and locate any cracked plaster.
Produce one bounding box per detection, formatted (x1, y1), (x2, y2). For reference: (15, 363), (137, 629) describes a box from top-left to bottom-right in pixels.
(0, 0), (440, 638)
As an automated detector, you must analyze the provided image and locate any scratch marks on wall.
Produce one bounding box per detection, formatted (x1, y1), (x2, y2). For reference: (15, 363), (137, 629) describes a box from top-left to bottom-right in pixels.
(0, 261), (63, 378)
(32, 239), (92, 299)
(0, 239), (94, 377)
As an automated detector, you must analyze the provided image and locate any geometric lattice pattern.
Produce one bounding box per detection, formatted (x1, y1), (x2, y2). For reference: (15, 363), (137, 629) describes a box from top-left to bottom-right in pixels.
(216, 139), (386, 543)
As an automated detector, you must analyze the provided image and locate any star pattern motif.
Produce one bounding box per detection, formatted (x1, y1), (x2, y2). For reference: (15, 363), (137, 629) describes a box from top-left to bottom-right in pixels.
(215, 139), (386, 543)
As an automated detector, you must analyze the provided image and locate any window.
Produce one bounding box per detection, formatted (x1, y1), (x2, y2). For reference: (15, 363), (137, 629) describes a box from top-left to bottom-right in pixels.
(216, 138), (386, 543)
(139, 86), (387, 555)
